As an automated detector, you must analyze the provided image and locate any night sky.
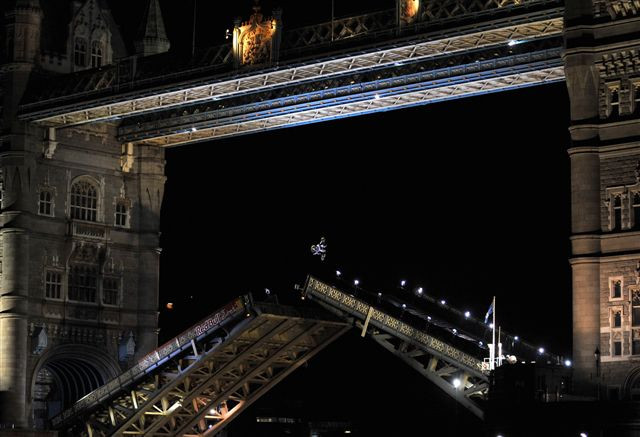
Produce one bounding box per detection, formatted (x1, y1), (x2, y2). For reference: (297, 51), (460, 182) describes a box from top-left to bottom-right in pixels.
(110, 0), (573, 434)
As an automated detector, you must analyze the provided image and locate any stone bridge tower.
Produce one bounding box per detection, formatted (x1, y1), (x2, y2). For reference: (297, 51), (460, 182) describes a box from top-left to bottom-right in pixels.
(0, 0), (170, 429)
(565, 0), (640, 399)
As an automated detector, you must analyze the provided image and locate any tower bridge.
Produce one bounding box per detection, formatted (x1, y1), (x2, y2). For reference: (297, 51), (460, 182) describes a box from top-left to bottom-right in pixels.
(0, 0), (639, 433)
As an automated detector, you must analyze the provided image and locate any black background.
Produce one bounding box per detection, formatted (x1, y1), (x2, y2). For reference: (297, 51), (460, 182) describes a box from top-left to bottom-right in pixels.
(109, 1), (572, 434)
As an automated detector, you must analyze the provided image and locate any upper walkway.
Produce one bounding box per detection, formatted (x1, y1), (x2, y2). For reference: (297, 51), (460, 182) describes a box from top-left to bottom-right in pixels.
(18, 0), (565, 145)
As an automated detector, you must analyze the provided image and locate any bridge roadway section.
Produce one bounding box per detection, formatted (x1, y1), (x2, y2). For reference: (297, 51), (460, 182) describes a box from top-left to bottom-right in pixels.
(19, 0), (565, 147)
(51, 276), (496, 436)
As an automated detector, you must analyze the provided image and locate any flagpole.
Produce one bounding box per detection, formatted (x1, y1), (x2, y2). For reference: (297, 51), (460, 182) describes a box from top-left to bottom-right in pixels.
(498, 325), (502, 367)
(492, 296), (496, 370)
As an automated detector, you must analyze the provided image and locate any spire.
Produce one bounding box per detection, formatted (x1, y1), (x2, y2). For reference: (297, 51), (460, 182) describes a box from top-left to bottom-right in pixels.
(134, 0), (170, 57)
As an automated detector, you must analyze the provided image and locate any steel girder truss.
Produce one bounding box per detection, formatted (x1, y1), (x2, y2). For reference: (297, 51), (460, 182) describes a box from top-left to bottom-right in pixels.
(22, 16), (562, 128)
(369, 332), (488, 419)
(58, 306), (348, 437)
(118, 41), (562, 142)
(131, 64), (564, 147)
(303, 277), (489, 419)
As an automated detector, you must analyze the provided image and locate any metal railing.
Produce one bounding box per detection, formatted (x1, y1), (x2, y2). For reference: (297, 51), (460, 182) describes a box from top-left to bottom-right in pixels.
(51, 295), (250, 428)
(304, 276), (486, 376)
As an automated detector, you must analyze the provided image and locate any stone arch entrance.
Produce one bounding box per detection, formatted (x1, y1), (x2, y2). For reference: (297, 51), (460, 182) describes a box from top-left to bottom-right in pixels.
(622, 366), (640, 401)
(30, 344), (121, 429)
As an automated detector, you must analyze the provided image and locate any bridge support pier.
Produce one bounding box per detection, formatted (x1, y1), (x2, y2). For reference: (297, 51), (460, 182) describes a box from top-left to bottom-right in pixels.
(0, 228), (30, 428)
(565, 0), (640, 398)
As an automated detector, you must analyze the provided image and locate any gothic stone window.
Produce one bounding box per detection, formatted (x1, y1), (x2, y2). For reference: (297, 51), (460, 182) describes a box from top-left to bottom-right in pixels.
(613, 340), (623, 356)
(611, 339), (622, 357)
(613, 309), (622, 328)
(44, 270), (62, 300)
(634, 290), (640, 328)
(68, 264), (98, 303)
(70, 180), (98, 222)
(114, 200), (128, 228)
(102, 277), (119, 306)
(91, 41), (103, 68)
(633, 192), (640, 229)
(613, 195), (623, 230)
(38, 189), (54, 217)
(74, 37), (87, 67)
(611, 277), (623, 300)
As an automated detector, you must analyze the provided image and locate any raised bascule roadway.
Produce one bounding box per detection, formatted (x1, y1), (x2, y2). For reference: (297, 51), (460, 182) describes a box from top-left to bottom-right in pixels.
(20, 0), (565, 146)
(51, 276), (553, 436)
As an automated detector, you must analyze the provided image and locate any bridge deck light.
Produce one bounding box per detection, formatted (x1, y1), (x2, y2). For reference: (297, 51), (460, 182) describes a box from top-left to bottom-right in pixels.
(401, 280), (406, 287)
(354, 279), (359, 286)
(565, 359), (572, 367)
(453, 378), (461, 388)
(417, 287), (423, 295)
(464, 311), (471, 318)
(336, 270), (341, 277)
(440, 299), (446, 305)
(538, 347), (545, 354)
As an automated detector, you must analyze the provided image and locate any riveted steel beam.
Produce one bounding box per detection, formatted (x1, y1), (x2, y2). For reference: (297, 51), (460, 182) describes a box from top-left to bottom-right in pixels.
(23, 16), (562, 127)
(132, 65), (564, 147)
(53, 301), (348, 437)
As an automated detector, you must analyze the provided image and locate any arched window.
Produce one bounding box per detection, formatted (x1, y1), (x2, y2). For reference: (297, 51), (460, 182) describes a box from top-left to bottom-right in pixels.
(115, 200), (128, 227)
(74, 37), (87, 67)
(612, 279), (622, 299)
(38, 189), (54, 216)
(102, 277), (119, 306)
(613, 310), (622, 328)
(91, 41), (103, 68)
(70, 180), (98, 222)
(68, 264), (98, 303)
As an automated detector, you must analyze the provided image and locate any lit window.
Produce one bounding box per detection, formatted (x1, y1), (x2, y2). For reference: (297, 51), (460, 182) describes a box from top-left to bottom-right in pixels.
(103, 277), (119, 306)
(91, 41), (103, 68)
(68, 264), (97, 303)
(633, 193), (640, 229)
(613, 341), (622, 356)
(70, 180), (98, 222)
(633, 291), (640, 327)
(74, 37), (87, 67)
(612, 279), (622, 299)
(613, 195), (622, 230)
(115, 201), (127, 227)
(45, 270), (62, 299)
(38, 190), (53, 216)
